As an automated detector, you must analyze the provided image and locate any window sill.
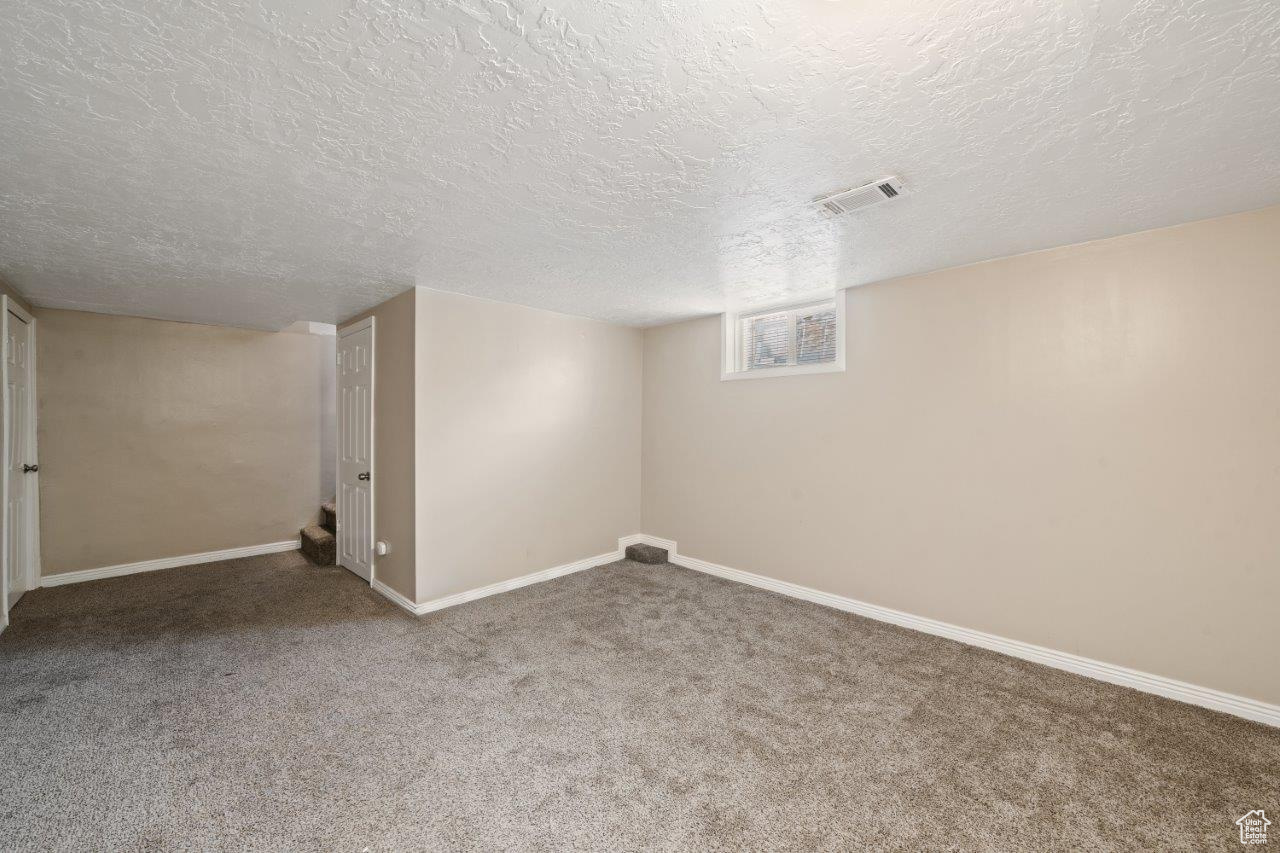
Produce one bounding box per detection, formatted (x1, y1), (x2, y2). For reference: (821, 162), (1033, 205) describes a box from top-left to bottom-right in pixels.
(720, 362), (845, 381)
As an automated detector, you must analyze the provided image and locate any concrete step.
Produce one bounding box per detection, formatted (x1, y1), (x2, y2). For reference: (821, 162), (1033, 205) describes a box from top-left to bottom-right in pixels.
(300, 524), (336, 565)
(625, 543), (668, 564)
(321, 500), (336, 534)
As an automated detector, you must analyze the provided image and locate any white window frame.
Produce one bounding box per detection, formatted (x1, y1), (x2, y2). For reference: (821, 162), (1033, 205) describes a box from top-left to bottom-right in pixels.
(721, 293), (846, 381)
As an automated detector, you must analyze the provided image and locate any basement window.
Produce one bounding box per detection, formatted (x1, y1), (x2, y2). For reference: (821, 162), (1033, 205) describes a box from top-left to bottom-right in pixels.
(721, 295), (845, 380)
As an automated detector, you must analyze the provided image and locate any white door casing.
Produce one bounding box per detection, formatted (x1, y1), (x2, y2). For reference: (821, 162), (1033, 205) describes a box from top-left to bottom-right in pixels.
(1, 298), (40, 625)
(337, 318), (374, 582)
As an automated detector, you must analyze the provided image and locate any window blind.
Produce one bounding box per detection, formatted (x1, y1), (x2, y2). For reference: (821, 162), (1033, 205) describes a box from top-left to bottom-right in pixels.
(740, 301), (837, 371)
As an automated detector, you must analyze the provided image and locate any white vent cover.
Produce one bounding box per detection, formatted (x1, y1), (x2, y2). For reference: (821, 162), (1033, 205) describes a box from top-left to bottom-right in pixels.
(813, 177), (905, 216)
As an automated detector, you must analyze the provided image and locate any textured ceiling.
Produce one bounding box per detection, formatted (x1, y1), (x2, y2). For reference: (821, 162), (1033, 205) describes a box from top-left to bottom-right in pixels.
(1, 0), (1278, 330)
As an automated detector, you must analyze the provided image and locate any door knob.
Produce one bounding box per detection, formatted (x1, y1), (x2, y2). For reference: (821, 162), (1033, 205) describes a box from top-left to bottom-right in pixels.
(22, 463), (38, 473)
(357, 472), (370, 481)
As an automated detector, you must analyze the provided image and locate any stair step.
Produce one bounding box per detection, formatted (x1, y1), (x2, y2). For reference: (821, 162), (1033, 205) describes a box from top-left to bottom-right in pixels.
(321, 500), (336, 534)
(300, 524), (336, 565)
(625, 543), (668, 565)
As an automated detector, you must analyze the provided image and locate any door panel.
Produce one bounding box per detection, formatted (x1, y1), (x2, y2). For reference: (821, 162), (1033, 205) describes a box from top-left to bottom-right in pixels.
(337, 324), (373, 581)
(6, 311), (30, 609)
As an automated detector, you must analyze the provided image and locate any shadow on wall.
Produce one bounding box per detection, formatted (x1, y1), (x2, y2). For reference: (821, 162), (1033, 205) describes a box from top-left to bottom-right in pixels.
(318, 333), (337, 502)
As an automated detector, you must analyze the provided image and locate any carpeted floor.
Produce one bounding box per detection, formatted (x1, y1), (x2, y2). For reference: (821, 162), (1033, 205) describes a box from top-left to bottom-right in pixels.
(1, 551), (1276, 851)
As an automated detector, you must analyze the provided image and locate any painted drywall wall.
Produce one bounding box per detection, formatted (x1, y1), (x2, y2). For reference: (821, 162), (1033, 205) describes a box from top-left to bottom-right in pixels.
(318, 333), (337, 500)
(641, 204), (1280, 708)
(339, 288), (417, 602)
(414, 289), (642, 602)
(37, 309), (333, 575)
(284, 324), (338, 500)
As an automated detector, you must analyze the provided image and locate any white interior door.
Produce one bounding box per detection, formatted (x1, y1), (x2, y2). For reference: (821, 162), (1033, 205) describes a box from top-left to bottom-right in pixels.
(4, 307), (36, 612)
(337, 320), (374, 582)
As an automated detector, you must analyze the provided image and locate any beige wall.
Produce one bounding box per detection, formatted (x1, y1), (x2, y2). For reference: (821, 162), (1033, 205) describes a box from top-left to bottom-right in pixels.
(38, 309), (332, 574)
(338, 287), (642, 604)
(414, 288), (642, 601)
(340, 288), (418, 602)
(316, 334), (337, 501)
(641, 204), (1280, 707)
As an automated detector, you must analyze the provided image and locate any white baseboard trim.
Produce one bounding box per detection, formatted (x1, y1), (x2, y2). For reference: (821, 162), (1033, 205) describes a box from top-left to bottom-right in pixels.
(618, 533), (677, 553)
(40, 540), (301, 587)
(371, 577), (421, 614)
(624, 534), (1280, 729)
(372, 547), (625, 616)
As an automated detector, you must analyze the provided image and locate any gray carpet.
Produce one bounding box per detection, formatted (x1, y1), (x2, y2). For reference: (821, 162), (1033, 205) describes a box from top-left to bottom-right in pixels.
(1, 551), (1276, 851)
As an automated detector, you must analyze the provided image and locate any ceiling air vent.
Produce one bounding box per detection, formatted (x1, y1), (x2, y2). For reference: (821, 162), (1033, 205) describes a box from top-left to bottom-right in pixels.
(814, 177), (905, 216)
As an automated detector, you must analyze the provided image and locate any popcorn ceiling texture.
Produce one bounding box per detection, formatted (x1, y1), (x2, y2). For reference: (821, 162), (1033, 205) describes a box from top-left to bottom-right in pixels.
(0, 0), (1278, 330)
